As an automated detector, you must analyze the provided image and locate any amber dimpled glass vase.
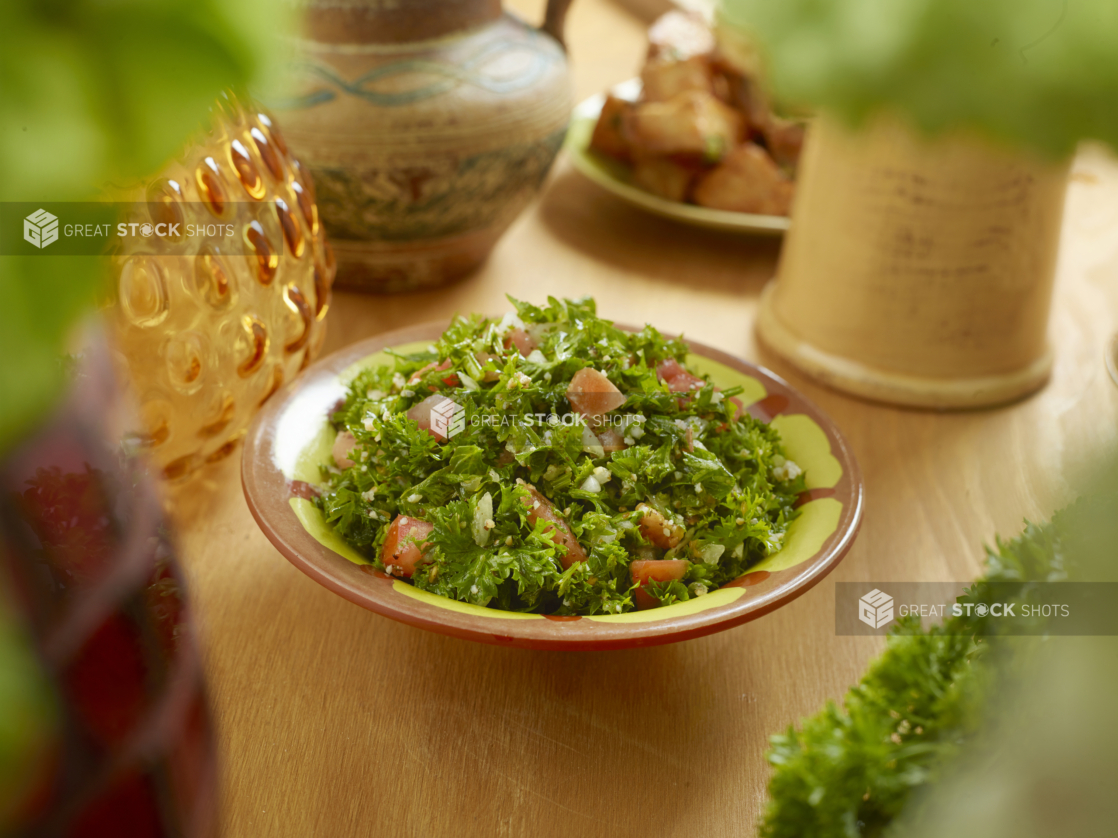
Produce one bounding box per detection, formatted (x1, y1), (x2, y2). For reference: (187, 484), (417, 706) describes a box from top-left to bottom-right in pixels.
(111, 94), (336, 481)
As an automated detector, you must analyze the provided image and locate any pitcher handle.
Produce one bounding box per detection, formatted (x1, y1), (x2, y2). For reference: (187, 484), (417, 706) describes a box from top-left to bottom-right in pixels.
(541, 0), (574, 50)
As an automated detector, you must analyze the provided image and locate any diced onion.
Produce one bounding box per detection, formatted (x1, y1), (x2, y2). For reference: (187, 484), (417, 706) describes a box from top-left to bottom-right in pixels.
(472, 492), (494, 546)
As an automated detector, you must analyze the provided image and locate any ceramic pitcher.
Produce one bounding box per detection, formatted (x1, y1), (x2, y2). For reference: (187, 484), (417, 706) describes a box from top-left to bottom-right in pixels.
(271, 0), (575, 293)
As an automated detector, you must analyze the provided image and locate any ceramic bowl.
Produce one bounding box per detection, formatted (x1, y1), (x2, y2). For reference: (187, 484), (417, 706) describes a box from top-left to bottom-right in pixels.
(242, 321), (863, 649)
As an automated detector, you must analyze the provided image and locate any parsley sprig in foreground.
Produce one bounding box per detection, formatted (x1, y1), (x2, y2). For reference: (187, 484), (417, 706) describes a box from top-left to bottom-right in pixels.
(761, 513), (1073, 837)
(316, 297), (804, 616)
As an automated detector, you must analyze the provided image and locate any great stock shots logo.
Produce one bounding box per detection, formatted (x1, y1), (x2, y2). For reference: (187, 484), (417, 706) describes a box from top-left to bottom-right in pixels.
(858, 589), (895, 629)
(430, 397), (466, 440)
(837, 582), (1118, 636)
(3, 203), (240, 255)
(23, 209), (59, 249)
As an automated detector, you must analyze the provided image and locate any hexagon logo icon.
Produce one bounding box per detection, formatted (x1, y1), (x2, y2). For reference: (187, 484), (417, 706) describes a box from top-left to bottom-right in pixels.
(430, 397), (465, 440)
(858, 588), (894, 629)
(24, 209), (60, 249)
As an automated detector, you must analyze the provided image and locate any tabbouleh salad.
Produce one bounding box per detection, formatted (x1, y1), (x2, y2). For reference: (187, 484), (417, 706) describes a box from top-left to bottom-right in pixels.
(316, 297), (805, 615)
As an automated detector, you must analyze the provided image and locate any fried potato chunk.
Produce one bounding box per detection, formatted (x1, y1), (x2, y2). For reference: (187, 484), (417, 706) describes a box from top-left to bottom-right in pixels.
(630, 153), (700, 202)
(762, 117), (807, 172)
(624, 91), (743, 158)
(721, 70), (772, 134)
(647, 10), (716, 60)
(692, 143), (793, 215)
(589, 94), (635, 161)
(640, 54), (714, 102)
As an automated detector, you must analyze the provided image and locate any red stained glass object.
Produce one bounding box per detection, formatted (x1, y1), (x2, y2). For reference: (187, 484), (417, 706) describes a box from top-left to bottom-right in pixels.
(0, 335), (217, 837)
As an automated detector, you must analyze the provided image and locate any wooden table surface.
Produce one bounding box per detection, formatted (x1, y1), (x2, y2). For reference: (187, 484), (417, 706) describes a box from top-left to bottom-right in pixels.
(169, 1), (1118, 834)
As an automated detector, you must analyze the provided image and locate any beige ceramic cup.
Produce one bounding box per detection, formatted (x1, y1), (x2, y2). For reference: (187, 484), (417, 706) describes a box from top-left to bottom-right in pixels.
(756, 115), (1070, 409)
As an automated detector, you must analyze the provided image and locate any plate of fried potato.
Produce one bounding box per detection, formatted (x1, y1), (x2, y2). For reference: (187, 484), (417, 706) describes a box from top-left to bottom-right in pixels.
(565, 12), (804, 235)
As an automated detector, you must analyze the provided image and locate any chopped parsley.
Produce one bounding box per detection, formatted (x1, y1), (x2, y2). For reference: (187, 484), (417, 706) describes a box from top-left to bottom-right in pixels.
(315, 296), (804, 615)
(758, 504), (1090, 838)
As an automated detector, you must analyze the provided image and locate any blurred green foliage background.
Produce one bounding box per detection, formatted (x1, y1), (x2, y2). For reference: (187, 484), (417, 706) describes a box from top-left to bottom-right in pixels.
(0, 0), (286, 823)
(721, 0), (1118, 158)
(0, 0), (283, 455)
(0, 607), (57, 826)
(894, 492), (1118, 838)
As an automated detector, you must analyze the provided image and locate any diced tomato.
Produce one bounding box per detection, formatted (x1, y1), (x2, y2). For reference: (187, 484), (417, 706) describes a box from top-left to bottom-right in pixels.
(406, 394), (457, 442)
(381, 515), (434, 578)
(636, 503), (684, 549)
(631, 559), (688, 585)
(633, 588), (659, 610)
(567, 368), (627, 418)
(520, 483), (586, 569)
(407, 363), (433, 384)
(596, 427), (627, 453)
(333, 430), (357, 468)
(630, 559), (689, 610)
(656, 358), (705, 394)
(409, 359), (458, 388)
(657, 357), (744, 417)
(504, 328), (538, 356)
(712, 395), (748, 433)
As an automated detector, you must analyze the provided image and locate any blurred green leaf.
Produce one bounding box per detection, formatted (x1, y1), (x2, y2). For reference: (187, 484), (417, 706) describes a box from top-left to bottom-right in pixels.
(0, 257), (104, 455)
(720, 0), (1118, 158)
(0, 600), (57, 825)
(0, 0), (286, 453)
(757, 492), (1118, 838)
(890, 492), (1118, 838)
(0, 2), (291, 816)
